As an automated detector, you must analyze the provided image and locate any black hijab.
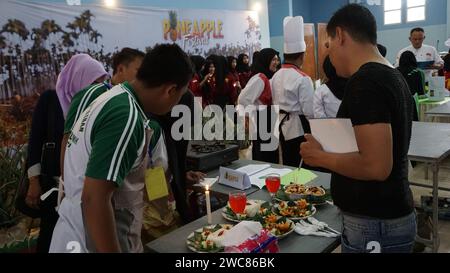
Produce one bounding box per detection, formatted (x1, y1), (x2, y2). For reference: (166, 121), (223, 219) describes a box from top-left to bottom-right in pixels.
(190, 55), (205, 75)
(323, 56), (347, 100)
(251, 48), (279, 79)
(397, 50), (418, 77)
(236, 53), (250, 73)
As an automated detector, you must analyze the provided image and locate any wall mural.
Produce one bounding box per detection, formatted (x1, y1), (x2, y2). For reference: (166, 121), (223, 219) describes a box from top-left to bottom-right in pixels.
(0, 0), (262, 100)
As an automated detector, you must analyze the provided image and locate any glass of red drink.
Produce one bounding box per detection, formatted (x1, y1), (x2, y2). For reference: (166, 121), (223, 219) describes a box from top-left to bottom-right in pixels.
(228, 191), (247, 215)
(265, 174), (281, 204)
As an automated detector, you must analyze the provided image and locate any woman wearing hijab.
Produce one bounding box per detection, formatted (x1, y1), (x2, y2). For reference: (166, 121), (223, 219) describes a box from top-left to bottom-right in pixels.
(237, 48), (280, 164)
(227, 56), (242, 95)
(397, 50), (425, 121)
(200, 55), (237, 108)
(189, 55), (206, 98)
(314, 56), (348, 118)
(236, 53), (252, 89)
(25, 53), (107, 252)
(198, 58), (216, 107)
(55, 54), (109, 119)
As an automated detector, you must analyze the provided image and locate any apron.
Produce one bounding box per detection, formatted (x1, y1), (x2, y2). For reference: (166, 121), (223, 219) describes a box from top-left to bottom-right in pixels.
(142, 132), (180, 242)
(278, 110), (302, 141)
(109, 128), (151, 253)
(50, 128), (151, 253)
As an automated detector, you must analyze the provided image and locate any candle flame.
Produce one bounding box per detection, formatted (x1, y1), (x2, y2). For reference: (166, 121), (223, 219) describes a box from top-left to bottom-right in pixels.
(205, 184), (209, 191)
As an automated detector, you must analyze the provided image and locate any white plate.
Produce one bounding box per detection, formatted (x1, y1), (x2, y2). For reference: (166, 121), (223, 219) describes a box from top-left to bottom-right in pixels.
(263, 216), (295, 239)
(186, 224), (233, 253)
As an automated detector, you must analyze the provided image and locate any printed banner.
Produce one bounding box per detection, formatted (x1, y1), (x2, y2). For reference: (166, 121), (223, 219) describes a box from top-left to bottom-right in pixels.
(0, 0), (261, 98)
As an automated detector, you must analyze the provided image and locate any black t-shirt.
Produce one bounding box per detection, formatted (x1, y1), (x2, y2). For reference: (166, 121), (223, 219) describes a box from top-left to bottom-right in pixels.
(332, 62), (415, 219)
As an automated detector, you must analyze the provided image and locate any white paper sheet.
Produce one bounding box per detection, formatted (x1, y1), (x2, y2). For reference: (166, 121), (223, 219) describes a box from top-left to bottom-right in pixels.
(236, 164), (271, 176)
(310, 119), (359, 153)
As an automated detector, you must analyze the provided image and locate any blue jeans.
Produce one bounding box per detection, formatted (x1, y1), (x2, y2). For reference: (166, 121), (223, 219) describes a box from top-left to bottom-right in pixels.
(341, 212), (417, 253)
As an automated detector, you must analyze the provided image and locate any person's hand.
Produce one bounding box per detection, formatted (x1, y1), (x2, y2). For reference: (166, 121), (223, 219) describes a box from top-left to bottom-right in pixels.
(25, 176), (41, 209)
(300, 134), (325, 167)
(186, 171), (206, 184)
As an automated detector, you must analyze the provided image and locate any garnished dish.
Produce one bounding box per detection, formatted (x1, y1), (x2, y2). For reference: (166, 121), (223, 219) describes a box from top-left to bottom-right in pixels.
(277, 184), (330, 205)
(186, 224), (233, 253)
(273, 199), (316, 220)
(257, 214), (295, 239)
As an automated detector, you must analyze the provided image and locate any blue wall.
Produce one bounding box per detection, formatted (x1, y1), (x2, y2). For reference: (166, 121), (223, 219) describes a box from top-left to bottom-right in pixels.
(309, 0), (346, 23)
(358, 0), (448, 62)
(360, 0), (447, 31)
(292, 0), (311, 23)
(268, 0), (449, 62)
(269, 0), (449, 35)
(268, 0), (291, 36)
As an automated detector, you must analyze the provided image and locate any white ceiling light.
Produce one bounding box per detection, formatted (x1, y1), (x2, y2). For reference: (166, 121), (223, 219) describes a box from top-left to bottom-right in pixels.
(104, 0), (116, 8)
(252, 2), (262, 12)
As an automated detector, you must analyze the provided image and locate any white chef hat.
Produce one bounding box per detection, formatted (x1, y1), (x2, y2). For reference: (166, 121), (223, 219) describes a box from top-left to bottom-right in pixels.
(283, 16), (306, 54)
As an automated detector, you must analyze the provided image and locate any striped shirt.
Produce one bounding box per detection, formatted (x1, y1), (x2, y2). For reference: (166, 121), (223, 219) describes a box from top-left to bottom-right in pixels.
(64, 82), (111, 134)
(64, 82), (147, 192)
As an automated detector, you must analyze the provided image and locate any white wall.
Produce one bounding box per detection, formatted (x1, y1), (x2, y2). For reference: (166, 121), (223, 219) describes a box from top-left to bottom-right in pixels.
(378, 24), (448, 64)
(248, 0), (271, 49)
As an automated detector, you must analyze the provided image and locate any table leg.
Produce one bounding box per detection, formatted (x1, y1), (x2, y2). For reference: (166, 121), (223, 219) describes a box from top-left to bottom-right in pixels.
(431, 163), (440, 253)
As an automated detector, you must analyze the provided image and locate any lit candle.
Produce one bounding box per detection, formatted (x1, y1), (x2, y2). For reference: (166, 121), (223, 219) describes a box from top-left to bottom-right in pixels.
(205, 185), (212, 225)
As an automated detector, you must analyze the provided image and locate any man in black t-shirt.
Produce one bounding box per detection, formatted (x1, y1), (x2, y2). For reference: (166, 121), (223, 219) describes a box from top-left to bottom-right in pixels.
(300, 4), (416, 253)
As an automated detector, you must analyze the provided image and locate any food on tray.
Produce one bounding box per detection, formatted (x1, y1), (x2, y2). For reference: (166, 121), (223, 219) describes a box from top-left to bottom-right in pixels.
(285, 184), (307, 194)
(274, 200), (314, 219)
(305, 186), (326, 196)
(186, 224), (233, 252)
(282, 184), (328, 204)
(260, 214), (294, 237)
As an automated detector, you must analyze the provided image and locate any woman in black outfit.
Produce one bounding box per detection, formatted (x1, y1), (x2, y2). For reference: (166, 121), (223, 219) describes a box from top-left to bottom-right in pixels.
(25, 90), (64, 253)
(397, 51), (425, 121)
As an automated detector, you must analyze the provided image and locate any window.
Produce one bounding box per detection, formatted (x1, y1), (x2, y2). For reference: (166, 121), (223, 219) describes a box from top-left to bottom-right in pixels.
(384, 0), (402, 25)
(407, 0), (426, 22)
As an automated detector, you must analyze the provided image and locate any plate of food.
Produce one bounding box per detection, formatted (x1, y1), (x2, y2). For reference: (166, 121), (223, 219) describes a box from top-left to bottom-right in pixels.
(284, 184), (308, 201)
(221, 200), (271, 223)
(256, 214), (295, 239)
(305, 186), (327, 205)
(186, 224), (233, 253)
(273, 199), (316, 221)
(276, 184), (331, 206)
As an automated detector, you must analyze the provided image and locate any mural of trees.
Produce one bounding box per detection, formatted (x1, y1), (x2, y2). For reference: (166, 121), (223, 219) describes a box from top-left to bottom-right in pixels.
(0, 10), (111, 103)
(0, 9), (262, 103)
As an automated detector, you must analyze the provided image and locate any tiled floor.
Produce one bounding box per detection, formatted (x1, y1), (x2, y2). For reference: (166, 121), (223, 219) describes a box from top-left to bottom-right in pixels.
(239, 147), (450, 253)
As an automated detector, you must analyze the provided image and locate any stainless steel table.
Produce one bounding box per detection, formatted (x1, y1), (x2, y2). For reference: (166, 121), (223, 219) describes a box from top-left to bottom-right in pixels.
(146, 160), (341, 253)
(425, 102), (450, 123)
(408, 122), (450, 252)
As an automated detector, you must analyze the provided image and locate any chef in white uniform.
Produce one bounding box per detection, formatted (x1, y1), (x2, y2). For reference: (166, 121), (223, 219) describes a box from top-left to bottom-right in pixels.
(395, 27), (444, 82)
(271, 16), (314, 167)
